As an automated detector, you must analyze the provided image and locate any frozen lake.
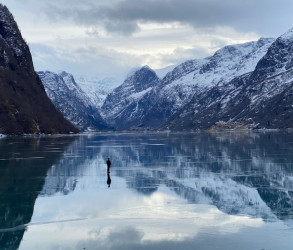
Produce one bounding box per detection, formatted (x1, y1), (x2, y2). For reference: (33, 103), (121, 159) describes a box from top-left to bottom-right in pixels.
(1, 132), (293, 249)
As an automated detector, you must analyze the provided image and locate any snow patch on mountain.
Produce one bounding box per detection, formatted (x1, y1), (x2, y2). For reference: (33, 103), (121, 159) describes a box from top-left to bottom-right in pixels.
(74, 75), (123, 109)
(201, 39), (273, 85)
(155, 65), (176, 79)
(39, 71), (111, 131)
(278, 28), (293, 42)
(129, 87), (153, 100)
(40, 71), (92, 109)
(161, 39), (272, 92)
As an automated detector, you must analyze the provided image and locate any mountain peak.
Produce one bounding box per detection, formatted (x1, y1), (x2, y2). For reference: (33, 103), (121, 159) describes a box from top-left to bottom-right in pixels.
(278, 28), (293, 43)
(141, 65), (152, 70)
(124, 65), (159, 87)
(251, 27), (293, 82)
(126, 65), (156, 79)
(134, 65), (156, 77)
(0, 4), (33, 71)
(58, 71), (78, 87)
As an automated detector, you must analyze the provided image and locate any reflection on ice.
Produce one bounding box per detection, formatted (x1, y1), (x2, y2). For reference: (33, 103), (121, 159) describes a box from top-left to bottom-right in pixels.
(38, 132), (293, 223)
(21, 184), (289, 250)
(0, 136), (76, 249)
(2, 132), (293, 249)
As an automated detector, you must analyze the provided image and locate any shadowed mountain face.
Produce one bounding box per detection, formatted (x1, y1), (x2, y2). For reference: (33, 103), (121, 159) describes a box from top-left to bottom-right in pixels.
(0, 136), (75, 249)
(0, 4), (78, 134)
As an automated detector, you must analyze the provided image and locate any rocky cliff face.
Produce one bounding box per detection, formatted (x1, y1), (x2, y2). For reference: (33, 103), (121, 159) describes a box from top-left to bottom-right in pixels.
(38, 71), (112, 131)
(0, 4), (78, 134)
(101, 66), (160, 129)
(167, 29), (293, 130)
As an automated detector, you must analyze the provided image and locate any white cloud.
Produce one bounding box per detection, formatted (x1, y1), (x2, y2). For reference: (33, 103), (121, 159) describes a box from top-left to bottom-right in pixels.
(2, 0), (287, 79)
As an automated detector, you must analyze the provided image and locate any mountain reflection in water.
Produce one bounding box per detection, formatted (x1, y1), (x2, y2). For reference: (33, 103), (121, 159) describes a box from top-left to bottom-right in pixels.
(0, 136), (76, 249)
(1, 132), (293, 249)
(41, 132), (293, 221)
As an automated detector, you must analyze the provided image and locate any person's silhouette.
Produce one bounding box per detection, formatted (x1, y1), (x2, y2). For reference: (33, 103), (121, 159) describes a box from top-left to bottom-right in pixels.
(107, 172), (111, 188)
(106, 158), (111, 173)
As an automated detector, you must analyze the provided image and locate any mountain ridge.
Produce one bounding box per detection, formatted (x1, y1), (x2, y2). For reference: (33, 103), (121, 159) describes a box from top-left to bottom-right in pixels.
(38, 71), (112, 131)
(97, 37), (274, 130)
(166, 29), (293, 130)
(38, 36), (279, 131)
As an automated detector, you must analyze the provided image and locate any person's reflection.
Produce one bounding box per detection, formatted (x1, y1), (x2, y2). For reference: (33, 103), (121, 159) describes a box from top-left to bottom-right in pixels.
(106, 158), (111, 173)
(107, 172), (112, 188)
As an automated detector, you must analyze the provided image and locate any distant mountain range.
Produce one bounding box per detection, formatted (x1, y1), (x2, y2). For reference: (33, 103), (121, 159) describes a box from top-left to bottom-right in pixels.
(3, 2), (293, 133)
(38, 27), (293, 131)
(39, 34), (291, 131)
(100, 37), (275, 130)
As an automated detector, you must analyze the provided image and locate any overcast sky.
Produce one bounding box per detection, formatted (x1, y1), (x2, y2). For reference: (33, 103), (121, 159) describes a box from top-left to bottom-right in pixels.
(2, 0), (293, 79)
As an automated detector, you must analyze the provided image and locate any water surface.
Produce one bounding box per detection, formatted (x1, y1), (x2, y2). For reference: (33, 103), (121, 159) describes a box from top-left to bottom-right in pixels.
(1, 132), (293, 249)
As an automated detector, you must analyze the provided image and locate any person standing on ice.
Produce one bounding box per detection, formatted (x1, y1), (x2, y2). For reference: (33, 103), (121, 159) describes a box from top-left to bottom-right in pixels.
(106, 158), (111, 173)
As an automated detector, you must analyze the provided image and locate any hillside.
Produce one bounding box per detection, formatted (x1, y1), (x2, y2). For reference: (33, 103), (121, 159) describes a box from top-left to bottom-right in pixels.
(0, 4), (78, 134)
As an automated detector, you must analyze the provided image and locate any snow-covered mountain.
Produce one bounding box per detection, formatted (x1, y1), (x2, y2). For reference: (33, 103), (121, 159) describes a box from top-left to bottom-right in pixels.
(100, 38), (274, 130)
(154, 65), (176, 79)
(74, 75), (122, 109)
(38, 71), (112, 131)
(101, 66), (160, 128)
(167, 28), (293, 130)
(36, 28), (293, 131)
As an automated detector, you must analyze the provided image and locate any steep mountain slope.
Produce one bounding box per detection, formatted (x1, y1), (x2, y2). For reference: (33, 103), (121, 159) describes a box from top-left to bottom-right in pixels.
(38, 71), (112, 131)
(101, 66), (160, 128)
(100, 38), (274, 130)
(167, 29), (293, 130)
(0, 4), (78, 134)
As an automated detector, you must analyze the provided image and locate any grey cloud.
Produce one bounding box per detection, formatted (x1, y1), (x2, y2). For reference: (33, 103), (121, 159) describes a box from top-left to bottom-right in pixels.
(107, 226), (143, 245)
(30, 43), (142, 78)
(157, 47), (211, 66)
(85, 27), (99, 37)
(103, 19), (140, 36)
(42, 0), (293, 36)
(76, 226), (143, 250)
